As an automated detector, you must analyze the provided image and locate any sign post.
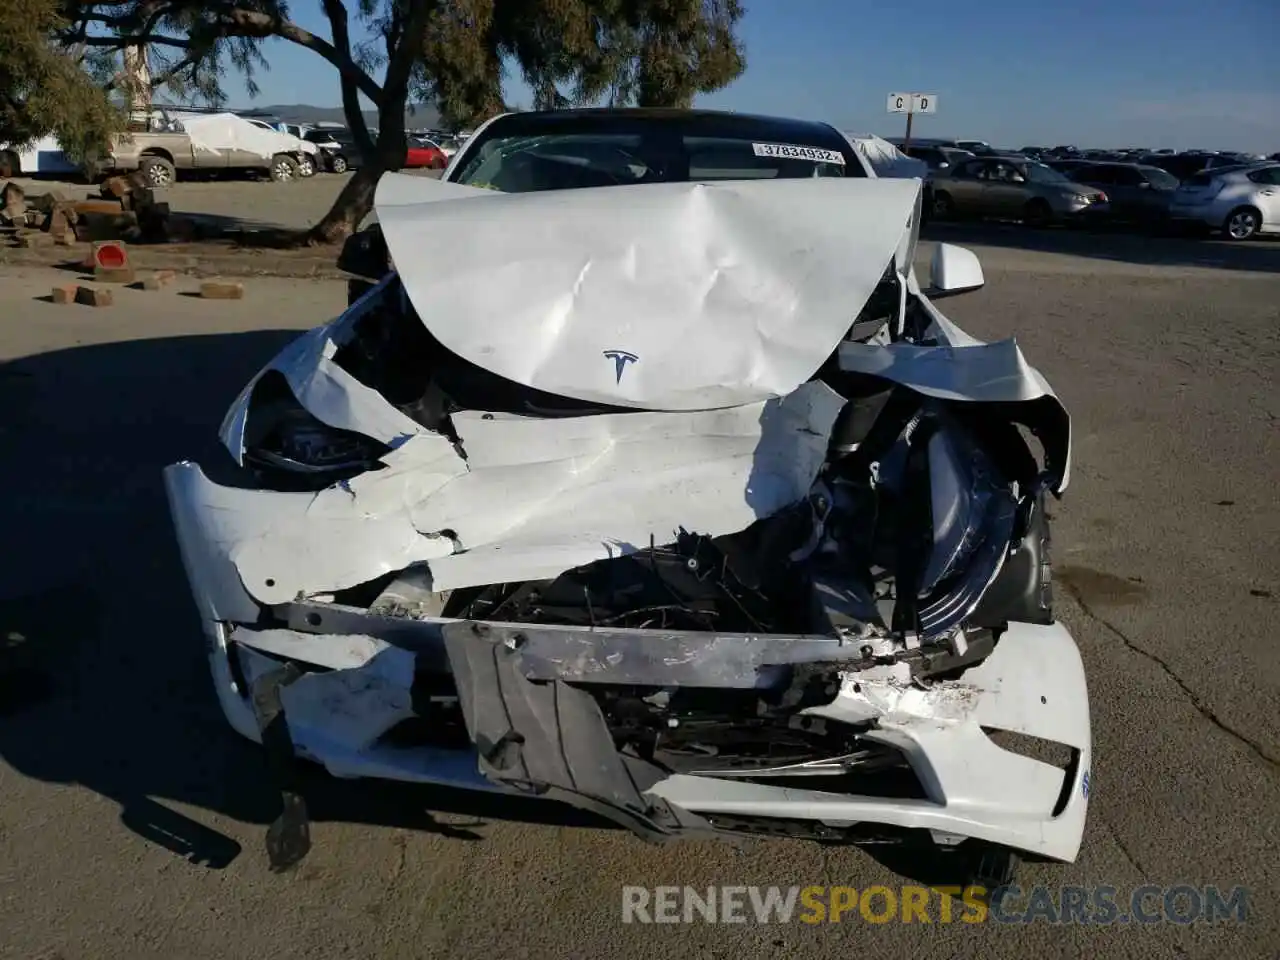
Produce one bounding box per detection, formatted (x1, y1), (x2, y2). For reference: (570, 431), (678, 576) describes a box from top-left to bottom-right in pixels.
(886, 92), (938, 151)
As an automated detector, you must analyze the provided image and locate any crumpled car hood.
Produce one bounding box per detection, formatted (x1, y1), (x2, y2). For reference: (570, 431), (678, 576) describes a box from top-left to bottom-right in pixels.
(374, 173), (922, 411)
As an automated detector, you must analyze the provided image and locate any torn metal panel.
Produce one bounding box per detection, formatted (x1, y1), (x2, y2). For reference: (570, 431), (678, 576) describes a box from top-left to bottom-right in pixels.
(445, 627), (713, 840)
(220, 278), (430, 460)
(181, 381), (847, 603)
(232, 626), (390, 671)
(376, 177), (922, 411)
(650, 621), (1090, 860)
(837, 337), (1072, 493)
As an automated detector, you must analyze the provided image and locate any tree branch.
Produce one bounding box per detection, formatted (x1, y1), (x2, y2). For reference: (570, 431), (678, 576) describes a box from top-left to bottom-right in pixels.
(318, 0), (373, 154)
(77, 34), (192, 49)
(220, 7), (383, 102)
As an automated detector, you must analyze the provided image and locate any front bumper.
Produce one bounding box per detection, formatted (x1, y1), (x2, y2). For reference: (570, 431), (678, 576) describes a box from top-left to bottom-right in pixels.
(1062, 201), (1111, 221)
(165, 460), (1092, 861)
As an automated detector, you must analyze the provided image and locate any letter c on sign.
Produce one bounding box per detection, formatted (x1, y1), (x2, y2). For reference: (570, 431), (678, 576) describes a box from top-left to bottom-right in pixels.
(896, 97), (904, 109)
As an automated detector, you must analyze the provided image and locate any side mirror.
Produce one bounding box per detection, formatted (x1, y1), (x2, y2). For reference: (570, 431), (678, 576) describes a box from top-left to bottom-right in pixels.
(926, 243), (985, 299)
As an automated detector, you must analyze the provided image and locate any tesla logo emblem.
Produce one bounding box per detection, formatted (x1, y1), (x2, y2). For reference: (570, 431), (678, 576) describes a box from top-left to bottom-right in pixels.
(603, 349), (638, 384)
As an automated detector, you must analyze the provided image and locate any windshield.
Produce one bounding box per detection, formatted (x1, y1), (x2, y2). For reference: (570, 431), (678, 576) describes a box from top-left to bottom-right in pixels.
(452, 114), (861, 192)
(1024, 162), (1071, 184)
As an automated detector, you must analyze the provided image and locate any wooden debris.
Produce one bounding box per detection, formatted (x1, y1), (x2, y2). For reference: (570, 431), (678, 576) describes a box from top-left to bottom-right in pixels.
(200, 281), (245, 300)
(16, 231), (52, 248)
(1, 180), (24, 208)
(73, 199), (126, 216)
(30, 190), (69, 214)
(51, 284), (79, 304)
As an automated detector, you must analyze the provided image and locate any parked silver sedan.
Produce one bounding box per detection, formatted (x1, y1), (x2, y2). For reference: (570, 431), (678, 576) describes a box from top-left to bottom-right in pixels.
(1168, 164), (1280, 240)
(931, 156), (1109, 226)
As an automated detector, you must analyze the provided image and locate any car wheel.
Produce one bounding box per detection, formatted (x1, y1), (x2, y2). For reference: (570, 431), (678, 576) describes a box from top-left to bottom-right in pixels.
(430, 156), (447, 171)
(932, 191), (955, 219)
(1023, 198), (1053, 227)
(331, 155), (349, 175)
(139, 155), (176, 188)
(297, 155), (315, 178)
(1223, 206), (1261, 240)
(0, 150), (19, 178)
(270, 154), (300, 183)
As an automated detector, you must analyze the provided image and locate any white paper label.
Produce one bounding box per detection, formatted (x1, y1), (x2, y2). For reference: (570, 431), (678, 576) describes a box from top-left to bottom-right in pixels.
(751, 142), (846, 164)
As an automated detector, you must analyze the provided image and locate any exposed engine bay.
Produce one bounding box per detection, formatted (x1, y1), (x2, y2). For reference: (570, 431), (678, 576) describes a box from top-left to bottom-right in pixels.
(164, 174), (1089, 877)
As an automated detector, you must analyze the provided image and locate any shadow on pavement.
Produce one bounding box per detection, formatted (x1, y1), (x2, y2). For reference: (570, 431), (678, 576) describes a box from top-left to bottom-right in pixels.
(0, 331), (607, 871)
(922, 220), (1280, 274)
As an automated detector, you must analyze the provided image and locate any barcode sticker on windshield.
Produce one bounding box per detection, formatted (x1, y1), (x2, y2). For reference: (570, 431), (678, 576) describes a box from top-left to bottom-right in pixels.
(751, 142), (846, 164)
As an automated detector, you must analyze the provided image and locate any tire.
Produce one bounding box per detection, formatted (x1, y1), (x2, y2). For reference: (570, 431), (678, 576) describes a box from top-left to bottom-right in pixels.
(139, 155), (176, 188)
(330, 154), (349, 175)
(430, 156), (447, 171)
(932, 190), (955, 219)
(270, 154), (300, 183)
(297, 155), (316, 178)
(1023, 198), (1053, 227)
(0, 150), (20, 178)
(1223, 206), (1261, 240)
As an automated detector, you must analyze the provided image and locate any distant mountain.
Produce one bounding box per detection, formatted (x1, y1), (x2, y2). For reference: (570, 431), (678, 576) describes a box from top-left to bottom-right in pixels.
(254, 103), (443, 131)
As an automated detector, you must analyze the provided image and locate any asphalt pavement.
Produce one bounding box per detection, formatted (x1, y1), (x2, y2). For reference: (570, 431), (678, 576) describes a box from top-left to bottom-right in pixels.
(0, 233), (1277, 959)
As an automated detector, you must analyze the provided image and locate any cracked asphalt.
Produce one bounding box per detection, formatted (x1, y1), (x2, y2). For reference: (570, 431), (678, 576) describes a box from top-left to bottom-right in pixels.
(0, 226), (1277, 959)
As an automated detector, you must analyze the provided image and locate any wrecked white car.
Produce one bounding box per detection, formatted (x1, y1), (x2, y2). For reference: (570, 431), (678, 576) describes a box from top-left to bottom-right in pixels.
(163, 110), (1089, 883)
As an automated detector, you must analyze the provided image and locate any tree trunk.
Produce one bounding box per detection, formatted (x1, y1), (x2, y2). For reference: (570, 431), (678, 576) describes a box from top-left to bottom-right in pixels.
(307, 161), (383, 245)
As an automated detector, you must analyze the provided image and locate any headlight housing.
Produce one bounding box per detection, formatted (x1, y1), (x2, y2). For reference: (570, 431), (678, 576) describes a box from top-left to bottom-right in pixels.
(242, 378), (389, 489)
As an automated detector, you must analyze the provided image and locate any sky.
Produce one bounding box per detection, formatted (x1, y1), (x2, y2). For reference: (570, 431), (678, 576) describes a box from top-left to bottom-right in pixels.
(234, 0), (1280, 151)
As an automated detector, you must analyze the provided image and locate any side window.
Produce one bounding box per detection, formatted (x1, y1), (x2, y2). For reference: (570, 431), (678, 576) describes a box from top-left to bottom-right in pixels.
(993, 161), (1021, 182)
(1083, 166), (1113, 185)
(1115, 167), (1144, 186)
(955, 159), (985, 179)
(1247, 167), (1280, 185)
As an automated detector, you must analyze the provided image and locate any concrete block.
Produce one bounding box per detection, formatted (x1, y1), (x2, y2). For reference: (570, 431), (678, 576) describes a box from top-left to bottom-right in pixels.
(74, 286), (113, 307)
(200, 281), (245, 300)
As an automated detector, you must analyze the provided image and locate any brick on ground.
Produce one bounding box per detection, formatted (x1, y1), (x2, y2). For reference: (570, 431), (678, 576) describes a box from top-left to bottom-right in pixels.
(200, 281), (245, 300)
(50, 284), (79, 304)
(74, 286), (113, 307)
(141, 270), (176, 291)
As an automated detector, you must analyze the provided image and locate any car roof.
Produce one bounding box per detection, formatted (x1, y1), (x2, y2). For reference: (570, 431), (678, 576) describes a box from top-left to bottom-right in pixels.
(486, 107), (843, 139)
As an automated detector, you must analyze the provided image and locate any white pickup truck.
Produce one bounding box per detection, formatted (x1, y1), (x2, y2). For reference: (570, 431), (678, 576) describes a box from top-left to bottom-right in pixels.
(97, 111), (318, 186)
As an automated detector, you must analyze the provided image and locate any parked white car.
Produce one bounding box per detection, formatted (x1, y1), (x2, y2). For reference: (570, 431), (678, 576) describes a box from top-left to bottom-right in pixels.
(1169, 163), (1280, 239)
(243, 118), (319, 176)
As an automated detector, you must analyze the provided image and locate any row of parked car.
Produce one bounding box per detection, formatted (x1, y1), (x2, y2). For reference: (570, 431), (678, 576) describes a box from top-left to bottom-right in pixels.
(287, 124), (465, 175)
(0, 109), (470, 186)
(889, 138), (1280, 241)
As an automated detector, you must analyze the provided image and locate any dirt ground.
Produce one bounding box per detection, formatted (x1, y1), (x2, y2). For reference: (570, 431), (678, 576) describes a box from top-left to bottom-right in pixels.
(0, 233), (1278, 959)
(5, 168), (439, 234)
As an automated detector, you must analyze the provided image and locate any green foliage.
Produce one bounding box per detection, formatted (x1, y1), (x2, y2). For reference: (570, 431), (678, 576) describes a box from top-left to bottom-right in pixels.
(0, 0), (120, 159)
(421, 0), (747, 128)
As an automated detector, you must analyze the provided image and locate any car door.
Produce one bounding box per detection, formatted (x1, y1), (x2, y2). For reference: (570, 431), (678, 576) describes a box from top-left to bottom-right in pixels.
(982, 160), (1030, 216)
(1118, 166), (1169, 219)
(1247, 167), (1280, 228)
(944, 158), (989, 212)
